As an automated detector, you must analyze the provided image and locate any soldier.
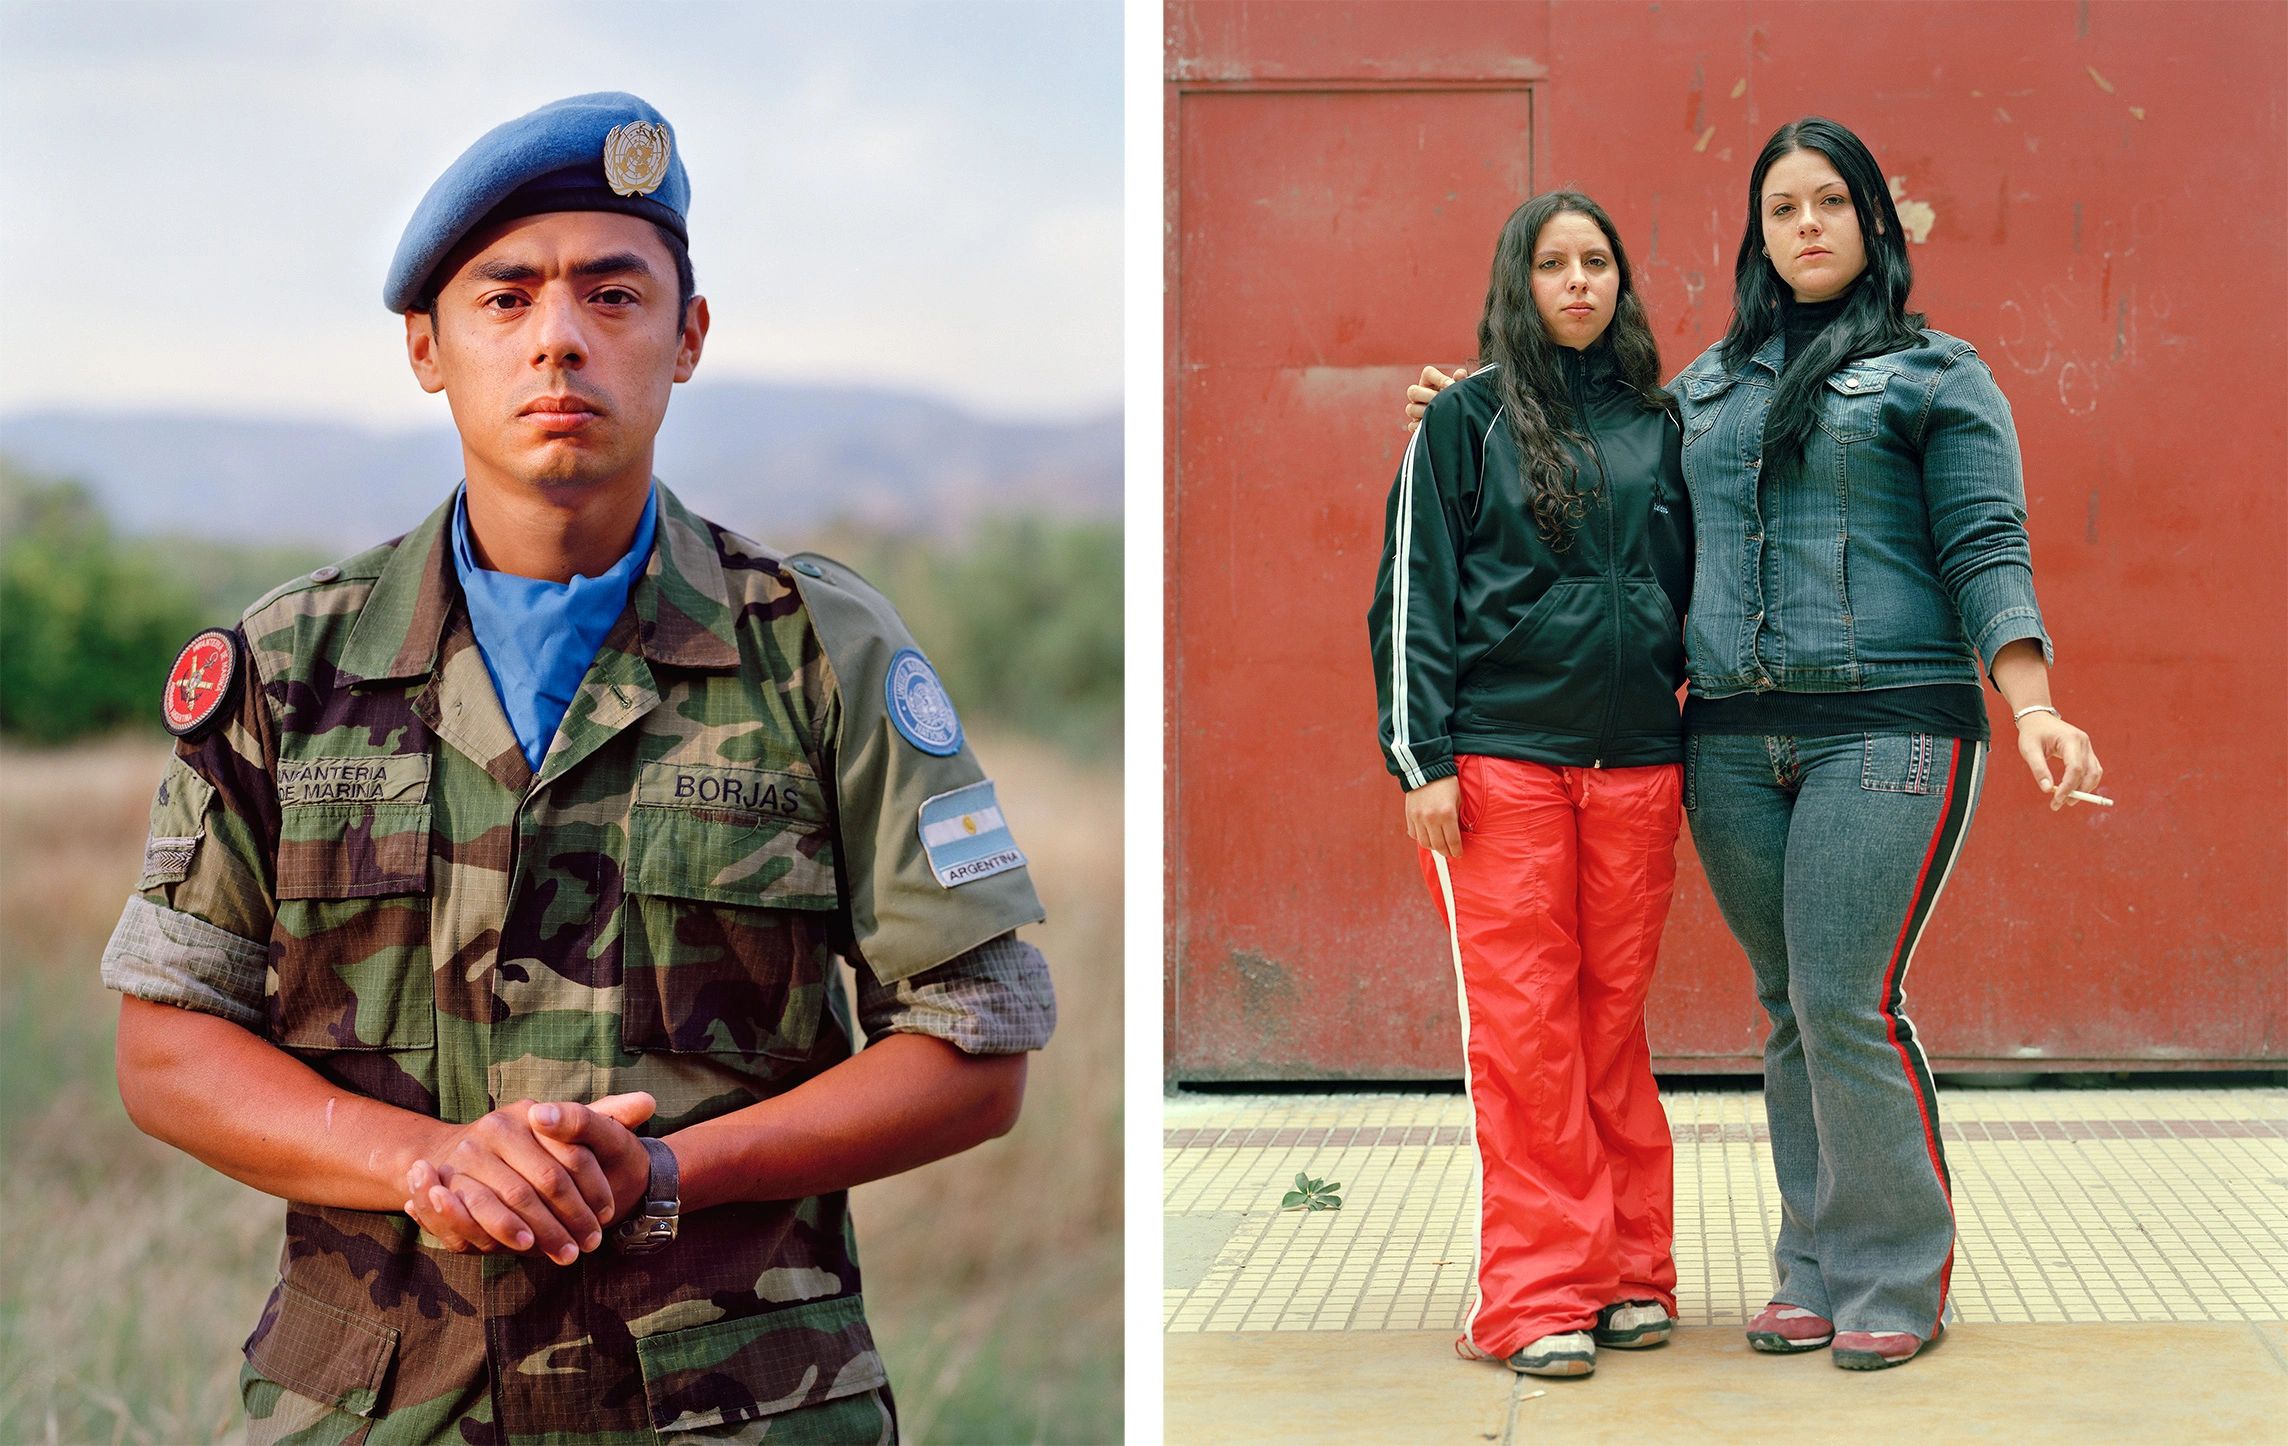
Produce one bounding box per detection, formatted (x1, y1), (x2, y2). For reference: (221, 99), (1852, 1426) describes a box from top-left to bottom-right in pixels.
(101, 92), (1055, 1443)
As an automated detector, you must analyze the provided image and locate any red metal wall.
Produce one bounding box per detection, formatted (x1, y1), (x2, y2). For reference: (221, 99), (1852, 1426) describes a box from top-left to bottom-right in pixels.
(1166, 0), (2288, 1080)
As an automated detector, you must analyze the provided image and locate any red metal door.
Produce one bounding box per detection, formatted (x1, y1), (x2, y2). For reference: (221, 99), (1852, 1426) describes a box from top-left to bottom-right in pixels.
(1167, 0), (2288, 1081)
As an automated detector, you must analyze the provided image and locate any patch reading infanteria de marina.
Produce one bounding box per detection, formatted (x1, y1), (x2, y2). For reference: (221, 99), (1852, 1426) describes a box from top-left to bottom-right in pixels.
(917, 780), (1026, 888)
(885, 648), (964, 756)
(275, 754), (432, 807)
(161, 629), (240, 737)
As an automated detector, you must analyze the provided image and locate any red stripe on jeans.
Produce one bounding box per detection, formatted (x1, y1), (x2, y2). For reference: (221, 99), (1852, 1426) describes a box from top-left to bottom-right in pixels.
(1881, 736), (1962, 1335)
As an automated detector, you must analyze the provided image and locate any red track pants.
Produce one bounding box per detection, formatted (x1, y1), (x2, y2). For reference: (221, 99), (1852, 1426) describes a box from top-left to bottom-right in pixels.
(1421, 754), (1683, 1355)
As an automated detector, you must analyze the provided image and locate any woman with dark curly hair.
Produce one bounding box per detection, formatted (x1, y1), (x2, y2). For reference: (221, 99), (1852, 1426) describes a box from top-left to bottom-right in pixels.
(1370, 190), (1692, 1379)
(1407, 117), (2104, 1372)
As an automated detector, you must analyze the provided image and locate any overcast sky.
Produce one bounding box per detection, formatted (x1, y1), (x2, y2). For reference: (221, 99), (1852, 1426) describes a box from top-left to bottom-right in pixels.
(0, 0), (1120, 428)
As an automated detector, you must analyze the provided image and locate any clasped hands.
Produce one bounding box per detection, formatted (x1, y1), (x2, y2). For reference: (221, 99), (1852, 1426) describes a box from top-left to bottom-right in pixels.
(402, 1092), (659, 1262)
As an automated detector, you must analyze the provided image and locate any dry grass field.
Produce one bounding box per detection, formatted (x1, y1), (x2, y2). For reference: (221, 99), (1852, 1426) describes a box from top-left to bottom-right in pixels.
(0, 731), (1121, 1445)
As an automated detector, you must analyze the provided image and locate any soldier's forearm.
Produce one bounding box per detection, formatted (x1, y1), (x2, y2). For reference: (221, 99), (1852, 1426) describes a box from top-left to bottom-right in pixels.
(669, 1033), (1028, 1213)
(114, 996), (452, 1211)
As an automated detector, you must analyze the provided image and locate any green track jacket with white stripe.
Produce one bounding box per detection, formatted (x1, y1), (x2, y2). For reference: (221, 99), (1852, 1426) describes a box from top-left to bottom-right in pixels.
(1369, 343), (1692, 791)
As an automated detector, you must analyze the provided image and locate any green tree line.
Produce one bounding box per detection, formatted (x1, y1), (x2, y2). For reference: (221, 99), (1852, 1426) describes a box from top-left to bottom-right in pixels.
(0, 459), (1120, 754)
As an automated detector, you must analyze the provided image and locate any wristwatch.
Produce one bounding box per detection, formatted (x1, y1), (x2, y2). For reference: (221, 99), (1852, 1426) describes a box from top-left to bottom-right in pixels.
(613, 1137), (681, 1253)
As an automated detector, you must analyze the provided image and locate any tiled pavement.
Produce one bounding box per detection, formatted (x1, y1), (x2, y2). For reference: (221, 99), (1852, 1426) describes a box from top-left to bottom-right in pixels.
(1163, 1086), (2288, 1333)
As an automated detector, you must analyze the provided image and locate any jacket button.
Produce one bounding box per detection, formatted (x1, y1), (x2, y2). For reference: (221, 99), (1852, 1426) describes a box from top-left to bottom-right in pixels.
(310, 565), (341, 583)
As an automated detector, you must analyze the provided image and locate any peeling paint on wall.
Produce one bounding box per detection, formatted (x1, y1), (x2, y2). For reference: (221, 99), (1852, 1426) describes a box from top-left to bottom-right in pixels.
(1887, 175), (1937, 244)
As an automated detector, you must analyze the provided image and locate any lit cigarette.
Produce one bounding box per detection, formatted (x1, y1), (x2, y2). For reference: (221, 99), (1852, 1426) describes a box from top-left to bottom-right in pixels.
(2066, 790), (2114, 807)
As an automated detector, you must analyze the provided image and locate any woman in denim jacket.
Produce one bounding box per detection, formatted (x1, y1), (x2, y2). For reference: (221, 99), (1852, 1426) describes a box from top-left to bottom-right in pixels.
(1407, 117), (2104, 1371)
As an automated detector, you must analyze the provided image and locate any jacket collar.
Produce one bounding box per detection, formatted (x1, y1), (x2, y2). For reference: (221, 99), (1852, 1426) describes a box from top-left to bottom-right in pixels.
(339, 480), (741, 685)
(1744, 329), (1788, 380)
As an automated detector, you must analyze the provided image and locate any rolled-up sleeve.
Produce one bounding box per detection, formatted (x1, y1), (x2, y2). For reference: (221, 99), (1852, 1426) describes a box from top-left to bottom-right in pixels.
(852, 932), (1056, 1055)
(100, 895), (266, 1028)
(1918, 350), (2055, 678)
(103, 627), (280, 1028)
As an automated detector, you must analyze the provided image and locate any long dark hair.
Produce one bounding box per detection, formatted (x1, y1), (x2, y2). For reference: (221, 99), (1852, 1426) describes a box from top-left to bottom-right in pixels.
(1476, 190), (1671, 548)
(1720, 117), (1925, 466)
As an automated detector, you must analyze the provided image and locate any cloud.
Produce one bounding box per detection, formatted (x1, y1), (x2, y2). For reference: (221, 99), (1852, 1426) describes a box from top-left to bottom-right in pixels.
(0, 0), (1120, 425)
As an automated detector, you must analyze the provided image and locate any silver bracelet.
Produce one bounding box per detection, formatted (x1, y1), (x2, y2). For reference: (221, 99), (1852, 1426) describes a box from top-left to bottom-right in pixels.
(2012, 703), (2060, 724)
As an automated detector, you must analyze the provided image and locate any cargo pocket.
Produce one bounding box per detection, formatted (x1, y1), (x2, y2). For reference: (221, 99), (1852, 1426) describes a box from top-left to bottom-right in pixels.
(243, 1280), (400, 1419)
(622, 784), (840, 1065)
(269, 801), (435, 1051)
(1860, 732), (1938, 795)
(636, 1295), (887, 1435)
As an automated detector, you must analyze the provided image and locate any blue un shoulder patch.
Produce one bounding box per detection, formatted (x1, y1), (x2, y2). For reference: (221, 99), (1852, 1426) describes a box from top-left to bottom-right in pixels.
(885, 648), (964, 756)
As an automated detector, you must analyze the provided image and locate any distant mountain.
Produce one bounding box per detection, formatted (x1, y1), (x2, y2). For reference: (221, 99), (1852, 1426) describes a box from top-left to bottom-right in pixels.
(0, 379), (1122, 552)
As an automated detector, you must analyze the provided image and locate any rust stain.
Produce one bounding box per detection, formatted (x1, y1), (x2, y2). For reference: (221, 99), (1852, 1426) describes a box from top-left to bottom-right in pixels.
(2087, 65), (2115, 94)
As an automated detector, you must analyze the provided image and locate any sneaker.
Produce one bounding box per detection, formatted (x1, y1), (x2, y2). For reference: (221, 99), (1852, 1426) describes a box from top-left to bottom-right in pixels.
(1832, 1324), (1939, 1370)
(1745, 1302), (1834, 1353)
(1594, 1300), (1674, 1349)
(1506, 1331), (1596, 1377)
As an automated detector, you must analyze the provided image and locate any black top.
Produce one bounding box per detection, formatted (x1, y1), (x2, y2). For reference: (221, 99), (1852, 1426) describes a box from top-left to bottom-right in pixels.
(1685, 684), (1988, 741)
(1781, 292), (1850, 364)
(1369, 337), (1695, 781)
(1694, 290), (1991, 743)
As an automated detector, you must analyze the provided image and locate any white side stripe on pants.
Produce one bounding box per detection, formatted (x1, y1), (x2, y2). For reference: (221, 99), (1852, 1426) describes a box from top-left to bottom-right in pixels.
(1432, 850), (1487, 1352)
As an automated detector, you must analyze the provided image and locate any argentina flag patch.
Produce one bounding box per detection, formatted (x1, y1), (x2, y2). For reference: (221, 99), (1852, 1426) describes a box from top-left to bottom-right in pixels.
(918, 780), (1026, 888)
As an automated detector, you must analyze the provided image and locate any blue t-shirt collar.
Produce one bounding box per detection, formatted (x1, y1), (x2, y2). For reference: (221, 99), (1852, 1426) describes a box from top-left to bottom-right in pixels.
(449, 483), (659, 772)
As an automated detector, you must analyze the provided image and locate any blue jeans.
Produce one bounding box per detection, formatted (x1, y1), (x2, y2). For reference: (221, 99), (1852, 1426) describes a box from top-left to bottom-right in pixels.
(1684, 731), (1989, 1336)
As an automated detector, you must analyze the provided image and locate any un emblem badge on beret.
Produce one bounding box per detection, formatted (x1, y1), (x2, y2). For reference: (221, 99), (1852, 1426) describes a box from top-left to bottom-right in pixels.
(162, 628), (241, 738)
(885, 649), (964, 757)
(603, 121), (672, 197)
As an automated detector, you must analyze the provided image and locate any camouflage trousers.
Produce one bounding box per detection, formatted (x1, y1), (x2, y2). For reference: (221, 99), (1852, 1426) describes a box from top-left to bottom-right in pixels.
(242, 1365), (898, 1446)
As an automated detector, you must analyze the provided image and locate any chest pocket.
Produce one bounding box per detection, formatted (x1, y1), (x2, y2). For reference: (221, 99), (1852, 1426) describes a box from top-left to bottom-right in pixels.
(1816, 368), (1891, 443)
(622, 762), (839, 1065)
(269, 772), (436, 1056)
(1680, 373), (1739, 445)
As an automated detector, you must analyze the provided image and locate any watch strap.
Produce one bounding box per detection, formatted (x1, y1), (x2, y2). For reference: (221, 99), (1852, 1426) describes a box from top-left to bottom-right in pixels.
(637, 1135), (679, 1204)
(613, 1136), (681, 1252)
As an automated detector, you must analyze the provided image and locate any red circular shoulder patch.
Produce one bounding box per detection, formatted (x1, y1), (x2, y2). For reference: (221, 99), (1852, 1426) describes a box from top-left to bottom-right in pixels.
(162, 629), (240, 737)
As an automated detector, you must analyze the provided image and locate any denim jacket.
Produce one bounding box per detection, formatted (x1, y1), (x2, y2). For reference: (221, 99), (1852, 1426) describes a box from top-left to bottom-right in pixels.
(1673, 326), (2052, 696)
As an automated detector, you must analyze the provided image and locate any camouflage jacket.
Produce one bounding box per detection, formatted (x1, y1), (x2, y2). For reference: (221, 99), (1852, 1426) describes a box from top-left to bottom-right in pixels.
(101, 486), (1053, 1444)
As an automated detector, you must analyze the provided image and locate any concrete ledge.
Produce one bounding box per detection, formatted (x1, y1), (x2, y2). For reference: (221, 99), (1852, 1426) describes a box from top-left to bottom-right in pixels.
(1167, 1323), (2288, 1443)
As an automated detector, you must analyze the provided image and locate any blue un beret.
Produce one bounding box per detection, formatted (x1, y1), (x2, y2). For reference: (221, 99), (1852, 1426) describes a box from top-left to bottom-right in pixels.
(384, 91), (689, 313)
